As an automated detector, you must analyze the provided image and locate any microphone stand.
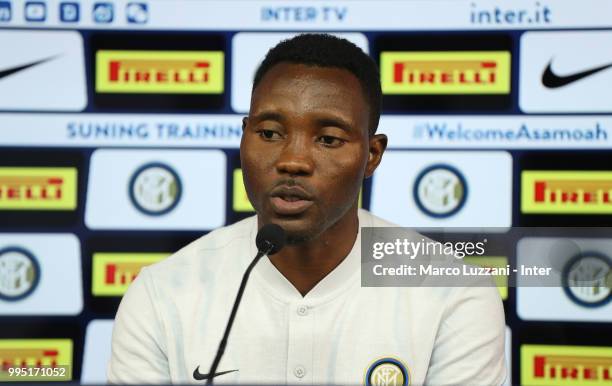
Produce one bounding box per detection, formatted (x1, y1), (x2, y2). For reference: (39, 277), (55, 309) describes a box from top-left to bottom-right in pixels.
(206, 242), (274, 385)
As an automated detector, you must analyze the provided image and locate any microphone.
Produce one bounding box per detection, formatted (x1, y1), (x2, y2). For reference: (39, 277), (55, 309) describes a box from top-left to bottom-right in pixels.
(205, 224), (286, 385)
(256, 223), (286, 255)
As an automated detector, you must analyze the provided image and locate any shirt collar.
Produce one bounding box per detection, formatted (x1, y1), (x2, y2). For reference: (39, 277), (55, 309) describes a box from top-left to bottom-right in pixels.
(250, 210), (372, 305)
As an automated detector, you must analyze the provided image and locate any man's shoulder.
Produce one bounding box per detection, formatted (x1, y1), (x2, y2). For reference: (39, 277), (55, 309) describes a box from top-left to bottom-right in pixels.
(147, 215), (256, 274)
(359, 208), (398, 227)
(359, 208), (424, 242)
(359, 209), (498, 291)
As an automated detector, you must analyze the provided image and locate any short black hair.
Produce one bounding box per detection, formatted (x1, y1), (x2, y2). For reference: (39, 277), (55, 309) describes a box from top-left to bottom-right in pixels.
(252, 34), (382, 135)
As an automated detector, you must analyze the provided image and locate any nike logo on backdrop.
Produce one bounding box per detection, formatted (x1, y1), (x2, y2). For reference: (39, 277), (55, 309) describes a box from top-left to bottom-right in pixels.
(0, 56), (58, 81)
(542, 60), (612, 88)
(192, 366), (238, 381)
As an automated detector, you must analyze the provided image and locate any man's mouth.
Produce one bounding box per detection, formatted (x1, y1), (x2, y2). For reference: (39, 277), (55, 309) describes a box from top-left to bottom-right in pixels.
(269, 186), (314, 216)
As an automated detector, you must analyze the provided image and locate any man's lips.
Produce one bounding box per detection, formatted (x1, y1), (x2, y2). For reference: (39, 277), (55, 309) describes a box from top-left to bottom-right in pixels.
(269, 185), (314, 216)
(270, 196), (313, 215)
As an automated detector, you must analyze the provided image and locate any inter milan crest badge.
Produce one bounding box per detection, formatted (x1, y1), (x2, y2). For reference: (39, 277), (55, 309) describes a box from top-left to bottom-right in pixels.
(365, 358), (410, 386)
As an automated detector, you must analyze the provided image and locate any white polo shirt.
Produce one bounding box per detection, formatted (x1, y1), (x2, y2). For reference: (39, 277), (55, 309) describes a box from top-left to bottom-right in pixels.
(107, 209), (506, 385)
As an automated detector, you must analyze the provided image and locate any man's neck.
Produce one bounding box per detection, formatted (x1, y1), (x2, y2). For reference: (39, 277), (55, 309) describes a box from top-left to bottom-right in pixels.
(266, 210), (359, 297)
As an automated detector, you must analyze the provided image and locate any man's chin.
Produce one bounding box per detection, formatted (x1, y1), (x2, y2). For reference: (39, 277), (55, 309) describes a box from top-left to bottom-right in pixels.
(276, 220), (317, 245)
(259, 214), (319, 245)
(285, 230), (317, 245)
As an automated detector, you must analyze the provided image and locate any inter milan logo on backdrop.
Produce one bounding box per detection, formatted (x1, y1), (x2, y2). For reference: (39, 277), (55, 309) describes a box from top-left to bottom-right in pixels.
(413, 164), (467, 218)
(562, 252), (611, 307)
(0, 247), (40, 301)
(365, 358), (410, 386)
(128, 162), (182, 216)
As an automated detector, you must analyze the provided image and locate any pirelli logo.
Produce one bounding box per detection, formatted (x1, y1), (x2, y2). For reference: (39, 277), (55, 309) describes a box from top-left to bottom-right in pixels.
(0, 339), (72, 381)
(92, 253), (168, 296)
(522, 171), (612, 214)
(463, 256), (508, 300)
(522, 345), (612, 385)
(0, 168), (77, 210)
(380, 51), (511, 94)
(96, 50), (224, 94)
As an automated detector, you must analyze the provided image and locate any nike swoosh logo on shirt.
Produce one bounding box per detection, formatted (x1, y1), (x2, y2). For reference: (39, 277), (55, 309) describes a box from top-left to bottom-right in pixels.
(541, 60), (612, 88)
(192, 366), (238, 381)
(0, 56), (58, 81)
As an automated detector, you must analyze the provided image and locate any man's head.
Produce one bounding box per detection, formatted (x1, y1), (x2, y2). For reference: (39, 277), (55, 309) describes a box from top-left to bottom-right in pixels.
(241, 34), (387, 244)
(252, 34), (382, 134)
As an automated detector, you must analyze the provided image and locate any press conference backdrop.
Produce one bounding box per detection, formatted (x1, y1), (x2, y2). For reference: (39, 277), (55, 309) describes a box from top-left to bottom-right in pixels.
(0, 1), (611, 384)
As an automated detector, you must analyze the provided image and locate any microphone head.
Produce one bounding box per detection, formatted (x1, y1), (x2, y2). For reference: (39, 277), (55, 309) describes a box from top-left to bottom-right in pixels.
(256, 223), (286, 255)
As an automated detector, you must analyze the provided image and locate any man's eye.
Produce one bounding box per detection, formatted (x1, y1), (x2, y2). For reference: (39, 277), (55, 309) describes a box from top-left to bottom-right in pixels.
(318, 136), (345, 147)
(257, 130), (282, 140)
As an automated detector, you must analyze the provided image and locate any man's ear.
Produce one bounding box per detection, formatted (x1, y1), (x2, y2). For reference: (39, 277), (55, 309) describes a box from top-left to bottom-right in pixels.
(242, 117), (248, 131)
(365, 133), (387, 178)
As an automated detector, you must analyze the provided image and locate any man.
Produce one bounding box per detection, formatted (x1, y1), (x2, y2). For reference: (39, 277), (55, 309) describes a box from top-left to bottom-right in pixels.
(108, 34), (506, 385)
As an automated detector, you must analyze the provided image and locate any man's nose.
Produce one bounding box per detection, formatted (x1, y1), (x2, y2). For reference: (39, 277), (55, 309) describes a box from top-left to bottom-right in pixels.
(275, 134), (315, 176)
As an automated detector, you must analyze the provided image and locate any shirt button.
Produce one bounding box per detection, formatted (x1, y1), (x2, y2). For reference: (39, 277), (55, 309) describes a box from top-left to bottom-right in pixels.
(297, 305), (308, 316)
(293, 365), (306, 378)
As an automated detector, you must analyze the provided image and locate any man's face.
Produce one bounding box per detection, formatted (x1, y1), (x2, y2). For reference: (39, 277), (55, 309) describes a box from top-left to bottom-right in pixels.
(241, 62), (384, 243)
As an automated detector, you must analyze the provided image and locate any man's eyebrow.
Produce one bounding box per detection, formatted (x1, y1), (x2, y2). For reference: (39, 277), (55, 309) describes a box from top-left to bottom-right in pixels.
(250, 111), (284, 123)
(250, 111), (354, 132)
(316, 116), (354, 132)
